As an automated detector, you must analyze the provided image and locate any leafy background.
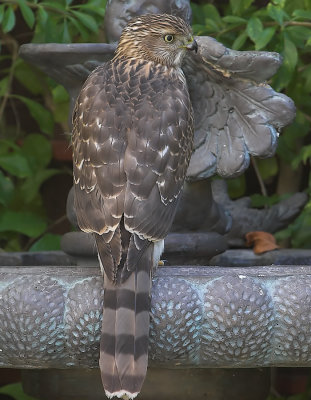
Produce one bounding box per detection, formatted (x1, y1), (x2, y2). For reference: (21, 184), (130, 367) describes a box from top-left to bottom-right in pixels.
(191, 0), (311, 249)
(0, 0), (311, 398)
(0, 0), (107, 252)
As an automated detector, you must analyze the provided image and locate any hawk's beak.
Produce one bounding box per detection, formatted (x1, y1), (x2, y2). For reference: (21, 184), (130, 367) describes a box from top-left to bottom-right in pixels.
(186, 39), (198, 53)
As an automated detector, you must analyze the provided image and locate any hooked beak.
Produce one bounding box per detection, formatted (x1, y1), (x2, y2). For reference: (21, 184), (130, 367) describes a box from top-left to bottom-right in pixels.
(186, 38), (198, 53)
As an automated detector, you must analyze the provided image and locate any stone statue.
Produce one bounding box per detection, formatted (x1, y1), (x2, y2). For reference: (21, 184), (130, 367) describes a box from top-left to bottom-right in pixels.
(6, 3), (310, 398)
(104, 0), (192, 43)
(212, 180), (308, 247)
(19, 0), (302, 258)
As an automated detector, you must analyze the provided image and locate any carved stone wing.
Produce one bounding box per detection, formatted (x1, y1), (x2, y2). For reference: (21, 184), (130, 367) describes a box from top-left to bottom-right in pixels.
(20, 38), (296, 181)
(183, 36), (296, 180)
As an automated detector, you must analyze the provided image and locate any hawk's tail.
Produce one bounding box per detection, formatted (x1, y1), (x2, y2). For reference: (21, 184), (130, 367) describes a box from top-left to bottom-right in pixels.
(100, 246), (153, 399)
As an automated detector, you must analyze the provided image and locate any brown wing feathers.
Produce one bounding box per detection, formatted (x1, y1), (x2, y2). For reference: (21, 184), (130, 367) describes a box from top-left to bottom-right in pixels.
(72, 33), (194, 398)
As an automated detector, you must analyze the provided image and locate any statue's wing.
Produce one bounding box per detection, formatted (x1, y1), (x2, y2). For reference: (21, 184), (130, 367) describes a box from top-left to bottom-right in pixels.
(19, 43), (116, 89)
(183, 36), (296, 180)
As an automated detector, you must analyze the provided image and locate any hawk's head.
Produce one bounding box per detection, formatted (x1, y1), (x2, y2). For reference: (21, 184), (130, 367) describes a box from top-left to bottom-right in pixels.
(115, 14), (198, 67)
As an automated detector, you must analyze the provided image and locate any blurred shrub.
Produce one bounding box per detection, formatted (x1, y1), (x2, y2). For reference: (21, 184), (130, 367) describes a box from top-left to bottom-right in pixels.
(192, 0), (311, 248)
(0, 0), (106, 251)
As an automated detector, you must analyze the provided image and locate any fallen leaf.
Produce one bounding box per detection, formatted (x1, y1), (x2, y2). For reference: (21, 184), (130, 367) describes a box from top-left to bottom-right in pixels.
(245, 231), (280, 254)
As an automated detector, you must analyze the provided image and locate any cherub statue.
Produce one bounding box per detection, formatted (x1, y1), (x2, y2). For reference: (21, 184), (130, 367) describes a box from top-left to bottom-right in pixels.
(20, 0), (303, 253)
(104, 0), (192, 42)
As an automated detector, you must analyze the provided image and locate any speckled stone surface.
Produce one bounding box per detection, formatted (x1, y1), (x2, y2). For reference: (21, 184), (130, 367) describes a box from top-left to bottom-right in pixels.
(1, 264), (311, 368)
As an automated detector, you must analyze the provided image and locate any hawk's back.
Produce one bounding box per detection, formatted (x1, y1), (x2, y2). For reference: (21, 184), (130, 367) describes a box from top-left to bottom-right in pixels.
(72, 57), (194, 242)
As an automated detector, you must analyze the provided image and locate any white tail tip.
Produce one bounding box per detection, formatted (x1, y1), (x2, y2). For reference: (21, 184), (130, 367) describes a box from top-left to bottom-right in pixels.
(105, 390), (139, 400)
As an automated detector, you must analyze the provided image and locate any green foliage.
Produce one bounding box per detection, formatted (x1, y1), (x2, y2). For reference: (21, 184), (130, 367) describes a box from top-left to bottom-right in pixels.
(0, 0), (106, 251)
(0, 0), (106, 41)
(0, 135), (62, 250)
(0, 383), (38, 400)
(29, 233), (61, 251)
(192, 0), (311, 248)
(0, 0), (310, 251)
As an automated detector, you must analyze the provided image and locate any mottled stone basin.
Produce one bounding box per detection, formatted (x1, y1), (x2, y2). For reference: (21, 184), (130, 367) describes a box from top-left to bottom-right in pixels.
(1, 262), (311, 369)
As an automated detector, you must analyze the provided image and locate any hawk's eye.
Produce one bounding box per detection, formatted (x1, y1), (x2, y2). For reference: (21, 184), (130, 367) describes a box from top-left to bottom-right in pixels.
(164, 34), (174, 43)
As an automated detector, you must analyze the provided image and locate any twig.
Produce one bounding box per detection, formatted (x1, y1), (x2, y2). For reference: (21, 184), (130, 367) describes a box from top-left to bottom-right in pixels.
(216, 20), (311, 37)
(23, 214), (68, 251)
(302, 112), (311, 123)
(251, 156), (268, 201)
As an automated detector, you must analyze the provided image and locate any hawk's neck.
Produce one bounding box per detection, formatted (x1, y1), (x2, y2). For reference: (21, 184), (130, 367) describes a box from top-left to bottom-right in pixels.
(111, 56), (186, 83)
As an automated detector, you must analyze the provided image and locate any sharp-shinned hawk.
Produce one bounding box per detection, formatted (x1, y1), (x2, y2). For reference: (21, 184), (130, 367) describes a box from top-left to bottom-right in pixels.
(72, 14), (197, 399)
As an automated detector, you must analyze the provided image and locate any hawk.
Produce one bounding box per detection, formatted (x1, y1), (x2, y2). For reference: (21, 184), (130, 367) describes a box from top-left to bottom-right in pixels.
(72, 14), (198, 399)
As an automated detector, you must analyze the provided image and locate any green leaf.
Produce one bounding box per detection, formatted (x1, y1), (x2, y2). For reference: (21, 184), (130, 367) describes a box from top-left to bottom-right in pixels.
(292, 9), (311, 20)
(226, 175), (246, 199)
(204, 17), (220, 32)
(0, 4), (5, 24)
(0, 153), (33, 178)
(202, 4), (222, 26)
(75, 3), (106, 17)
(16, 0), (35, 28)
(52, 85), (70, 123)
(71, 10), (98, 33)
(251, 193), (285, 208)
(256, 157), (278, 180)
(302, 65), (311, 91)
(232, 31), (248, 50)
(272, 35), (298, 90)
(283, 37), (298, 72)
(255, 27), (276, 50)
(52, 85), (69, 103)
(20, 168), (60, 203)
(0, 139), (20, 154)
(40, 2), (67, 12)
(247, 17), (263, 43)
(68, 15), (90, 40)
(301, 144), (311, 164)
(230, 0), (254, 15)
(2, 5), (16, 33)
(37, 6), (48, 25)
(292, 144), (311, 168)
(272, 63), (291, 91)
(14, 60), (46, 95)
(0, 210), (47, 237)
(272, 0), (286, 7)
(0, 170), (14, 206)
(0, 383), (39, 400)
(13, 95), (54, 135)
(222, 16), (247, 24)
(30, 233), (61, 251)
(0, 76), (9, 97)
(21, 134), (52, 170)
(61, 18), (71, 43)
(286, 26), (311, 46)
(33, 13), (61, 42)
(267, 4), (288, 25)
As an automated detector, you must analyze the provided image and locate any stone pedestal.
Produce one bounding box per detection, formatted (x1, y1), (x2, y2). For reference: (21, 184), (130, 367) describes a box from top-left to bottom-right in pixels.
(2, 254), (311, 399)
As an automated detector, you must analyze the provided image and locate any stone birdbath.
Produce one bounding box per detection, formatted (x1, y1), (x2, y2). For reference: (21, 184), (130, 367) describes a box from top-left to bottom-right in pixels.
(1, 1), (311, 399)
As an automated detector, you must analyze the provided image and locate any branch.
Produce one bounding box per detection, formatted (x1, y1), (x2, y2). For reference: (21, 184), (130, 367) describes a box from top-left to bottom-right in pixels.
(217, 20), (311, 37)
(251, 156), (268, 202)
(23, 214), (68, 251)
